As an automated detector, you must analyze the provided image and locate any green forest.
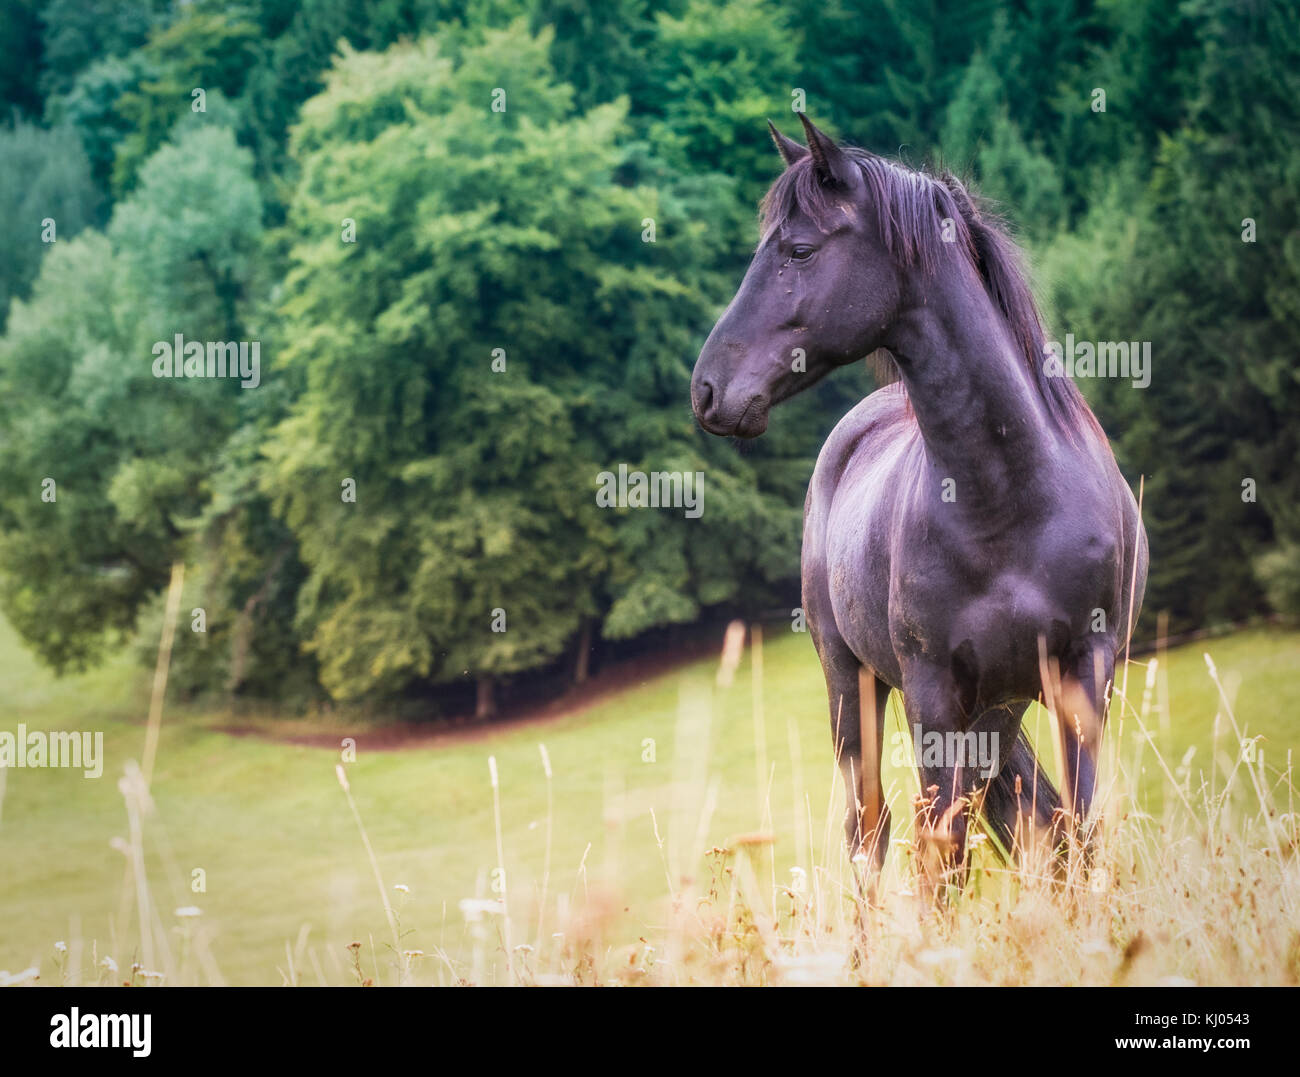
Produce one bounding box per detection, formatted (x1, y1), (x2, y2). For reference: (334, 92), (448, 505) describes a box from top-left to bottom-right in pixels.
(0, 0), (1297, 714)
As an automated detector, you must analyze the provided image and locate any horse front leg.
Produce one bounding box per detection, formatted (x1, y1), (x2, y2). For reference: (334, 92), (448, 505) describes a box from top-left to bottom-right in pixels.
(1046, 644), (1114, 824)
(900, 667), (989, 899)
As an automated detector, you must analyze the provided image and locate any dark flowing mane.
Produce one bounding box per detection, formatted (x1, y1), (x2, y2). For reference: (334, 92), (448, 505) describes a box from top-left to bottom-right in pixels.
(759, 149), (1100, 438)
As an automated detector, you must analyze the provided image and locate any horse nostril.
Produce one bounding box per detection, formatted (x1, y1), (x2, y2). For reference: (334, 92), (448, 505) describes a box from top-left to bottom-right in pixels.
(695, 378), (715, 417)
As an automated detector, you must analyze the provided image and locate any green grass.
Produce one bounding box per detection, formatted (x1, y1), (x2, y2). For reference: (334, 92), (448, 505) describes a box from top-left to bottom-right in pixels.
(0, 613), (1297, 985)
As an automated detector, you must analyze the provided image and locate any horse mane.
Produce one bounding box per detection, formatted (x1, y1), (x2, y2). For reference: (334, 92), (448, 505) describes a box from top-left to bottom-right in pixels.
(759, 148), (1100, 438)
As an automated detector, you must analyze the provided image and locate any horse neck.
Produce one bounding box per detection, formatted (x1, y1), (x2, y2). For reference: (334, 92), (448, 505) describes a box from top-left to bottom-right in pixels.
(883, 258), (1058, 513)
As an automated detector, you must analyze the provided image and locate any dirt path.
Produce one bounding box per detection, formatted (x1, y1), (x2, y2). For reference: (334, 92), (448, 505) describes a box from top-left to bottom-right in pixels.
(216, 638), (718, 751)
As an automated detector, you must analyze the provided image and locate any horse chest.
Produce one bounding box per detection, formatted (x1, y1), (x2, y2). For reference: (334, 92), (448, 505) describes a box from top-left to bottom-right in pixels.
(894, 569), (1059, 645)
(889, 517), (1123, 710)
(899, 508), (1118, 634)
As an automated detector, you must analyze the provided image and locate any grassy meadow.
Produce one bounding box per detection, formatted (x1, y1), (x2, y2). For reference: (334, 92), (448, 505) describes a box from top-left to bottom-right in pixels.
(0, 614), (1297, 986)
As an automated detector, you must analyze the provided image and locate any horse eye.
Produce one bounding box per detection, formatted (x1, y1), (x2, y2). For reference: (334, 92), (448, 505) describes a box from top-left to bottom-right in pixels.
(789, 245), (816, 261)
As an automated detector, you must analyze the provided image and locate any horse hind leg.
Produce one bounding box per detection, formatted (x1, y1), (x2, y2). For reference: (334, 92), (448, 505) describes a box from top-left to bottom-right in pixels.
(852, 667), (893, 877)
(823, 650), (892, 880)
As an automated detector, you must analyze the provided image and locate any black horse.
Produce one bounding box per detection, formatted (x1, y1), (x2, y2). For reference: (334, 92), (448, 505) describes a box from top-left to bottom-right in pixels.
(690, 116), (1147, 887)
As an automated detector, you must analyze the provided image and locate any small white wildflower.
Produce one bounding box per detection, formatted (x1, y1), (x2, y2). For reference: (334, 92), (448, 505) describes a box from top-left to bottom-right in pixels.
(0, 967), (39, 986)
(174, 906), (202, 918)
(101, 956), (118, 973)
(402, 950), (425, 958)
(54, 941), (67, 953)
(393, 884), (410, 894)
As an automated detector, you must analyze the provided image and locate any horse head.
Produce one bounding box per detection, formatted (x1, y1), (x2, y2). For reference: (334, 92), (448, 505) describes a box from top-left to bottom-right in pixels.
(690, 116), (902, 438)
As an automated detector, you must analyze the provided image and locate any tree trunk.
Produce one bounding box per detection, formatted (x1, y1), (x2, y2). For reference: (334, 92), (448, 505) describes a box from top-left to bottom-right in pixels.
(573, 618), (593, 685)
(475, 675), (496, 721)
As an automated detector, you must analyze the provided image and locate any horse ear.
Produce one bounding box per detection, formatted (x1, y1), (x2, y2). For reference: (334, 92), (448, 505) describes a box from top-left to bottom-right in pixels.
(767, 120), (807, 168)
(797, 114), (857, 188)
(940, 170), (981, 221)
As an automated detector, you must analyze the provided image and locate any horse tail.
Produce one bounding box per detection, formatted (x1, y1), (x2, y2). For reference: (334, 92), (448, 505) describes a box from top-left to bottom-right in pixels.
(979, 728), (1062, 862)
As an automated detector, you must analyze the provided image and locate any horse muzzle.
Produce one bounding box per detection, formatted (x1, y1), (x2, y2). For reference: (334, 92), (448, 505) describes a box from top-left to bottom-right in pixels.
(691, 376), (770, 438)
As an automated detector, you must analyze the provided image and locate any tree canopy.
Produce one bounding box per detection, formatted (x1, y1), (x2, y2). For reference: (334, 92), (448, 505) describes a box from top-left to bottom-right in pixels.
(1, 0), (1296, 711)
